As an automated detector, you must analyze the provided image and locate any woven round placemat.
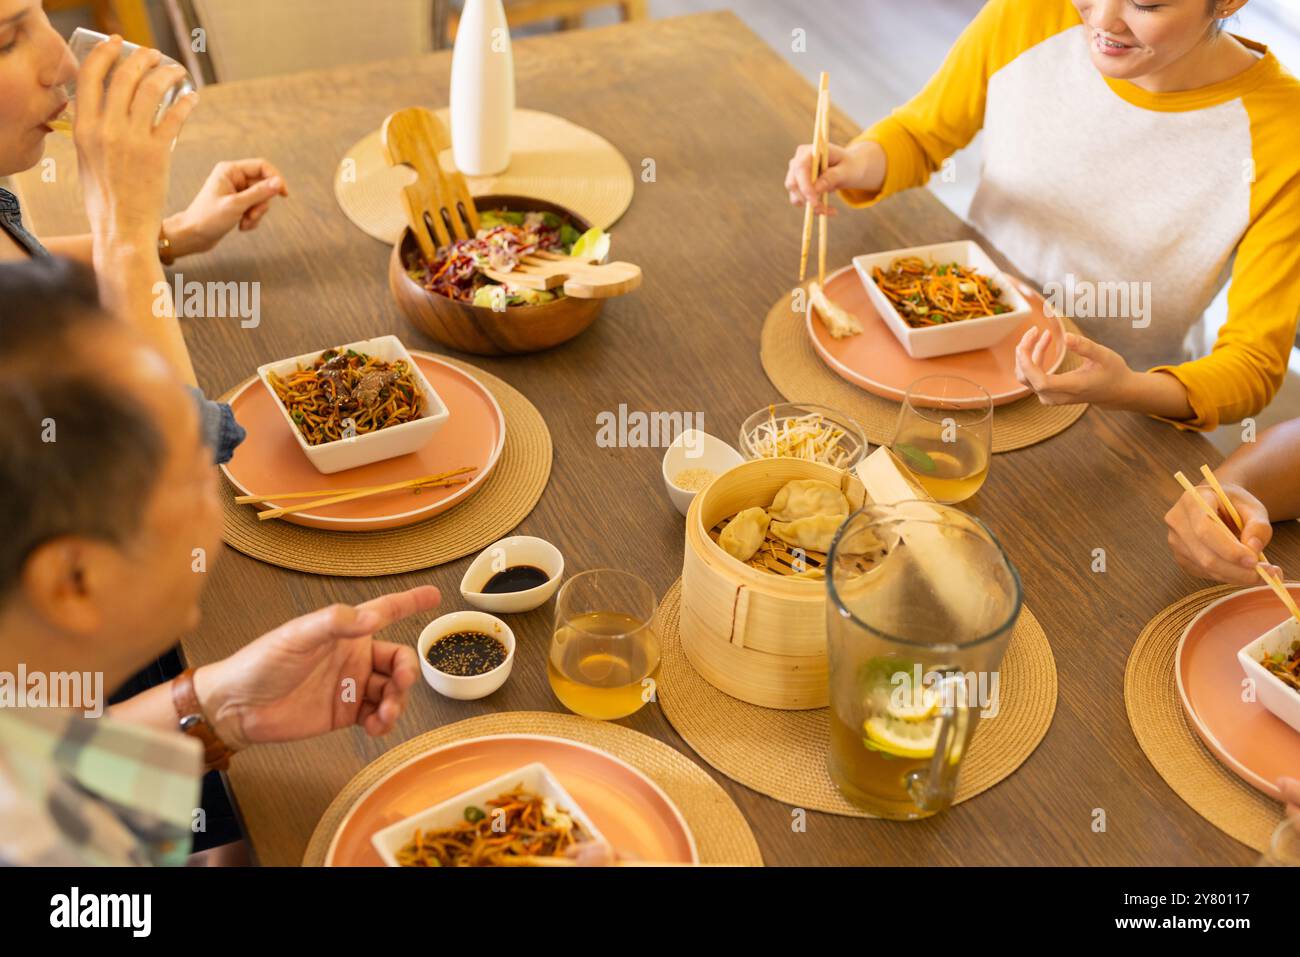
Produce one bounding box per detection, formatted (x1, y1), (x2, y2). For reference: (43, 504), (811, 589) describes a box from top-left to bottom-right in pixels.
(302, 711), (763, 866)
(335, 108), (636, 244)
(1124, 586), (1283, 852)
(218, 355), (551, 576)
(655, 580), (1057, 816)
(760, 285), (1089, 453)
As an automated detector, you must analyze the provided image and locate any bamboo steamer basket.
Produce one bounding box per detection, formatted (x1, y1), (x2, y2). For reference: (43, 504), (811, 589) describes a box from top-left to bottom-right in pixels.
(680, 457), (867, 710)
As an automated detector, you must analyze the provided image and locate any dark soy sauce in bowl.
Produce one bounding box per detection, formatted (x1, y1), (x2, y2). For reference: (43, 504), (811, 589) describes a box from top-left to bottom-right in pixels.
(482, 565), (550, 594)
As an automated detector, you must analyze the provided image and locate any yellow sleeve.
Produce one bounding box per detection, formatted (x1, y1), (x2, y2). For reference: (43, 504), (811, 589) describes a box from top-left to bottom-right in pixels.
(839, 0), (1080, 208)
(1148, 97), (1300, 432)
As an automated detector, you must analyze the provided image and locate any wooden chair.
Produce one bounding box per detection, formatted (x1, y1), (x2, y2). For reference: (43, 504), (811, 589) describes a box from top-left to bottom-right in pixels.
(43, 0), (156, 46)
(161, 0), (649, 83)
(443, 1), (647, 47)
(161, 0), (437, 85)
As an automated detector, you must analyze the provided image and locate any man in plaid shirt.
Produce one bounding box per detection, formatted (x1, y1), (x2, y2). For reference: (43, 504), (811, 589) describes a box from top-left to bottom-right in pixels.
(0, 261), (439, 866)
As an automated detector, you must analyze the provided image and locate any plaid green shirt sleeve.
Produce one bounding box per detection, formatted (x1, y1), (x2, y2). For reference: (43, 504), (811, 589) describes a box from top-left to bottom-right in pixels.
(0, 708), (202, 867)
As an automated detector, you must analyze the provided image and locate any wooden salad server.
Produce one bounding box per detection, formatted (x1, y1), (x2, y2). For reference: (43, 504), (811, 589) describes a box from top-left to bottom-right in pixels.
(381, 106), (480, 261)
(482, 251), (643, 300)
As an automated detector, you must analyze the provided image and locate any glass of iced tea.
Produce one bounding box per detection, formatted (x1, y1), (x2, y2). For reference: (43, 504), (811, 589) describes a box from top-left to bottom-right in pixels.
(547, 569), (660, 721)
(825, 501), (1022, 819)
(50, 28), (196, 135)
(890, 375), (992, 504)
(1258, 817), (1300, 867)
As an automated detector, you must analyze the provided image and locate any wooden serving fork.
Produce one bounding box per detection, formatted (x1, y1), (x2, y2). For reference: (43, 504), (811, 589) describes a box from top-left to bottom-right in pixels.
(381, 106), (480, 261)
(482, 251), (642, 299)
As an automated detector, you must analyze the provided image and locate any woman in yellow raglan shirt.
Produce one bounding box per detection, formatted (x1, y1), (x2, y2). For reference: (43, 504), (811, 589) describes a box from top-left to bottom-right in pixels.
(786, 0), (1300, 432)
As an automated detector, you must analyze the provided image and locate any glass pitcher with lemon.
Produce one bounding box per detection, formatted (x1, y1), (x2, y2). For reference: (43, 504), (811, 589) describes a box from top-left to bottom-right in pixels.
(825, 501), (1022, 819)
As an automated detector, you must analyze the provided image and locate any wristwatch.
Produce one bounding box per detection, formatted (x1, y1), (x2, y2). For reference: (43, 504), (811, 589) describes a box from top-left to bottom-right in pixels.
(172, 668), (235, 771)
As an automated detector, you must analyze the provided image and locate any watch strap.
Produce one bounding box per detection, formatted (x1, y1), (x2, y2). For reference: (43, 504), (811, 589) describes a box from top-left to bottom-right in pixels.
(172, 668), (234, 771)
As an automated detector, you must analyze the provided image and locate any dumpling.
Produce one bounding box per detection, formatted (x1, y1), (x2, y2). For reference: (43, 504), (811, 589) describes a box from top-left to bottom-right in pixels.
(719, 507), (770, 563)
(789, 566), (825, 581)
(769, 479), (849, 523)
(810, 281), (863, 338)
(770, 513), (843, 553)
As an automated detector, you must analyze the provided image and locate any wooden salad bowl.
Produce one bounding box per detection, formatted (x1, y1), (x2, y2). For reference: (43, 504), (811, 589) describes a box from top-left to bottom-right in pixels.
(388, 194), (604, 356)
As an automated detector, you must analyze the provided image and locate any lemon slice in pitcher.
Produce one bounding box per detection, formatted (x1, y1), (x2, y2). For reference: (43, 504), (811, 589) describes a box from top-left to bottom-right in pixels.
(863, 715), (941, 759)
(884, 684), (940, 722)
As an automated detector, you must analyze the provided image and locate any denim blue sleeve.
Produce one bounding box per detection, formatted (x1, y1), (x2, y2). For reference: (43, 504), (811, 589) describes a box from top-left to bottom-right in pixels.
(186, 386), (246, 465)
(0, 188), (51, 259)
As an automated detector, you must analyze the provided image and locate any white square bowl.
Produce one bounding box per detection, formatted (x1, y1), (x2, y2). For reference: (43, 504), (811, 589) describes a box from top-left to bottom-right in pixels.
(1237, 617), (1300, 735)
(257, 335), (448, 474)
(369, 762), (606, 866)
(852, 240), (1032, 359)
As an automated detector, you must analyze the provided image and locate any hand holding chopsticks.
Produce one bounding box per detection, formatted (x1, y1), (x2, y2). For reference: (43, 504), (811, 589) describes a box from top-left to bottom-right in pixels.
(1173, 467), (1300, 624)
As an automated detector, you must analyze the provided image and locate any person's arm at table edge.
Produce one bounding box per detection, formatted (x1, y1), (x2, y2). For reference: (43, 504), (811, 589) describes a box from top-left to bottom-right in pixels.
(1211, 417), (1300, 521)
(40, 234), (94, 265)
(1106, 368), (1196, 421)
(108, 673), (204, 734)
(94, 234), (198, 387)
(108, 665), (238, 746)
(41, 212), (206, 267)
(109, 587), (439, 754)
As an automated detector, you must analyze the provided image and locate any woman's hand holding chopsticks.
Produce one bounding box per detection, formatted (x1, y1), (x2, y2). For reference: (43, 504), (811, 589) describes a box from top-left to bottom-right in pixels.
(785, 140), (883, 214)
(1165, 480), (1280, 586)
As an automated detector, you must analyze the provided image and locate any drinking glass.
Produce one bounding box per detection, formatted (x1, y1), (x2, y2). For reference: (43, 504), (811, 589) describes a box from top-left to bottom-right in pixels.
(51, 28), (196, 134)
(1258, 816), (1300, 866)
(825, 501), (1022, 819)
(547, 569), (660, 720)
(890, 375), (993, 504)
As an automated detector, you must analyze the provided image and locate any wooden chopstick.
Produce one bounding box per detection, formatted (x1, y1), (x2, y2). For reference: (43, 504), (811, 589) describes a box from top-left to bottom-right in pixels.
(798, 72), (829, 283)
(234, 467), (477, 505)
(817, 78), (830, 287)
(1196, 464), (1300, 624)
(253, 470), (475, 521)
(1199, 464), (1262, 557)
(1174, 470), (1300, 624)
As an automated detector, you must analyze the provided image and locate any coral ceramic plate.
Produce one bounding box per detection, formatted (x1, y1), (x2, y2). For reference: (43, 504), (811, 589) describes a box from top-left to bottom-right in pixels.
(323, 734), (699, 865)
(1175, 584), (1300, 799)
(220, 351), (504, 531)
(807, 265), (1066, 407)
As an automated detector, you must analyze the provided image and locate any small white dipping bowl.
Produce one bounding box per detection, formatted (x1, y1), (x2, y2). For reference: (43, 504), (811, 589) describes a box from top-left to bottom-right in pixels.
(417, 611), (515, 700)
(662, 429), (744, 517)
(459, 536), (564, 613)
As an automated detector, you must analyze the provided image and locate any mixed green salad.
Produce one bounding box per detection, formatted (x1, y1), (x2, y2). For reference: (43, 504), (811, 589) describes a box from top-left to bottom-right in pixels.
(408, 208), (609, 308)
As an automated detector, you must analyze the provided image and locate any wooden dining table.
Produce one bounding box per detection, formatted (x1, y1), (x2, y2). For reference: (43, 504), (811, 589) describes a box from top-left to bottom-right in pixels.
(16, 11), (1295, 866)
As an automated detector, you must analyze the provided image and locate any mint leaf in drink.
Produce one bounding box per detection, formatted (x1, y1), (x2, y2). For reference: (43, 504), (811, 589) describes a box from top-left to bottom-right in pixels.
(893, 442), (938, 474)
